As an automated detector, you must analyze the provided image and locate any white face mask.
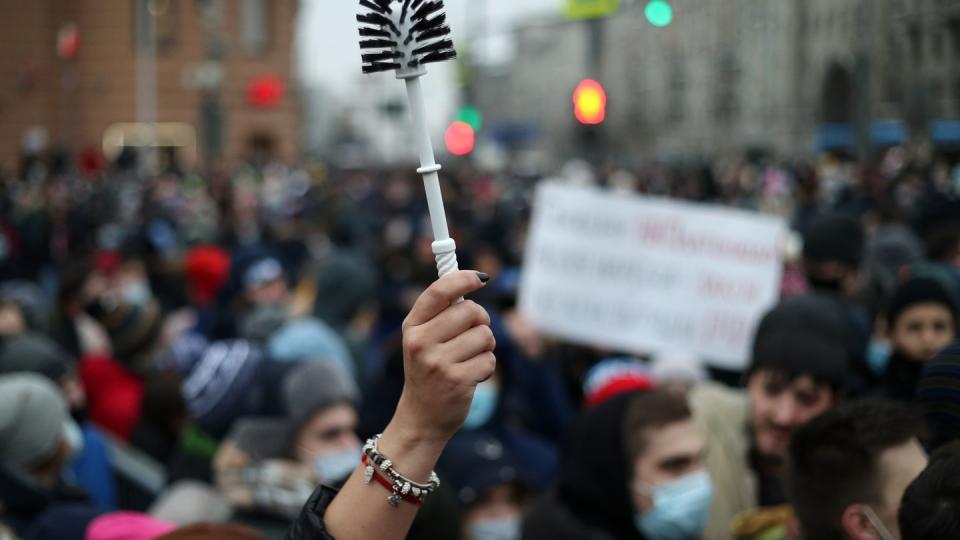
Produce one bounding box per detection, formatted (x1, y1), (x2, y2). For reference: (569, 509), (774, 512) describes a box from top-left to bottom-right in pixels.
(467, 516), (522, 540)
(863, 506), (896, 540)
(63, 419), (84, 460)
(313, 446), (360, 483)
(121, 281), (151, 306)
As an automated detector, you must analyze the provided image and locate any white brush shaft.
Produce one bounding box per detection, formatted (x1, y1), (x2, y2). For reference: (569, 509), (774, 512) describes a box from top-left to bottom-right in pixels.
(404, 75), (451, 242)
(404, 75), (462, 301)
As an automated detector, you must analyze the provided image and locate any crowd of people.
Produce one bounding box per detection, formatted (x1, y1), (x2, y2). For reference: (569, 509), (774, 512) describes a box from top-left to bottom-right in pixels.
(0, 144), (958, 540)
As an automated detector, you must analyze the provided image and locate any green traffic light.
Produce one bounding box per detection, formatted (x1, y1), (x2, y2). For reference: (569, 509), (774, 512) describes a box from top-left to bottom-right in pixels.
(455, 106), (483, 132)
(644, 0), (672, 27)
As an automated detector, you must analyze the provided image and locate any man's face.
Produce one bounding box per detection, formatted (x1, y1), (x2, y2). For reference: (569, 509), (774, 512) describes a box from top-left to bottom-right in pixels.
(846, 438), (927, 540)
(874, 439), (928, 539)
(890, 303), (956, 362)
(747, 370), (835, 459)
(294, 404), (360, 464)
(246, 278), (288, 306)
(631, 418), (706, 514)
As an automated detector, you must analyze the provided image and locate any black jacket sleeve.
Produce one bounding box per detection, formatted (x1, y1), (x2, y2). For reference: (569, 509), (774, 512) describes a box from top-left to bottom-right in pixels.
(283, 485), (339, 540)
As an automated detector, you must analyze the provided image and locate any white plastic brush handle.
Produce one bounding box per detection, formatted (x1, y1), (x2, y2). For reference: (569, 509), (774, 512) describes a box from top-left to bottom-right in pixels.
(403, 75), (463, 303)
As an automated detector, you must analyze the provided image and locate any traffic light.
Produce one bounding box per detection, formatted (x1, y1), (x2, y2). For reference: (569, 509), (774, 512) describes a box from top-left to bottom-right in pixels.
(445, 121), (475, 156)
(455, 106), (483, 131)
(573, 79), (607, 125)
(644, 0), (673, 27)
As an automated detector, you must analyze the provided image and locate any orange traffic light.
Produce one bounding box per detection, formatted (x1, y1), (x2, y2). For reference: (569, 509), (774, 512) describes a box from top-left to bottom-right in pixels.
(573, 79), (607, 125)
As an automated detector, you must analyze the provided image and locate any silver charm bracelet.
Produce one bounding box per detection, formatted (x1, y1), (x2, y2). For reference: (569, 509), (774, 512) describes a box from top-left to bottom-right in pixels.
(361, 434), (440, 507)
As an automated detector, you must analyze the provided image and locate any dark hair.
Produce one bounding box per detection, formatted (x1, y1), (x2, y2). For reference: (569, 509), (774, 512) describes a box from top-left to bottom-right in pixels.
(899, 442), (960, 540)
(623, 389), (692, 461)
(788, 400), (922, 540)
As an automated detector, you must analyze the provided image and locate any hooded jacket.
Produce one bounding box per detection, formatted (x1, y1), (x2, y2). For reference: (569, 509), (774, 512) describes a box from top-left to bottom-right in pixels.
(523, 392), (646, 540)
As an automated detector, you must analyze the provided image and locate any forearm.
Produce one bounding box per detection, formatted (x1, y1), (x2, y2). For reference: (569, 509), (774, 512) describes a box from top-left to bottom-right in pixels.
(323, 417), (447, 540)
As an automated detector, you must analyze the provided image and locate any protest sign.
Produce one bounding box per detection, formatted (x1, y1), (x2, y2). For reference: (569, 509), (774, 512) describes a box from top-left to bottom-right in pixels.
(519, 182), (787, 370)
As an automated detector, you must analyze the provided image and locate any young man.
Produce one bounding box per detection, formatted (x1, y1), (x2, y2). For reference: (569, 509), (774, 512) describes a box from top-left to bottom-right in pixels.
(898, 442), (960, 540)
(788, 400), (928, 540)
(880, 277), (958, 400)
(690, 295), (849, 540)
(524, 389), (711, 540)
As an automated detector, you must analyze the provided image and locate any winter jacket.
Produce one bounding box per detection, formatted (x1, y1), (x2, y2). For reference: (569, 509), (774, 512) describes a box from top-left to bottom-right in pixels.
(689, 383), (757, 540)
(283, 485), (337, 540)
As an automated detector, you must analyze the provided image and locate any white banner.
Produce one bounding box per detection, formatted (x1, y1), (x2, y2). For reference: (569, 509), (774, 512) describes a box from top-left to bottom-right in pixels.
(519, 183), (787, 370)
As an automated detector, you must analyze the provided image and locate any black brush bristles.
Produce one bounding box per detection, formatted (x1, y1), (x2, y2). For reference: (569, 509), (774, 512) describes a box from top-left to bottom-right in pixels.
(357, 0), (456, 74)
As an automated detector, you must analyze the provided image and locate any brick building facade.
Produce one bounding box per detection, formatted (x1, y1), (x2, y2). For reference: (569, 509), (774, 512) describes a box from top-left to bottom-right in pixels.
(0, 0), (299, 172)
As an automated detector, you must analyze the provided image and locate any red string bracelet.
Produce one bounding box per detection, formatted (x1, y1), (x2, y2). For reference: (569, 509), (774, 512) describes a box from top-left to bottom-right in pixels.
(361, 453), (425, 506)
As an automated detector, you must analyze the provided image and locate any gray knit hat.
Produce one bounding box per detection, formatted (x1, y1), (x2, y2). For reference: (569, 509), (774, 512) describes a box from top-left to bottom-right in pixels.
(0, 373), (67, 468)
(0, 333), (74, 382)
(282, 360), (359, 430)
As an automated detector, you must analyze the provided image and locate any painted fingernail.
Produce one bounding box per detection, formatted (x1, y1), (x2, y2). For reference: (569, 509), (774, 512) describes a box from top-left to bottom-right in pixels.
(476, 272), (490, 284)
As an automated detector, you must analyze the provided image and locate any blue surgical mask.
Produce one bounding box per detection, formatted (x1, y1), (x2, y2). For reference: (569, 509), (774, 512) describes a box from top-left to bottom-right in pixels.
(867, 339), (892, 375)
(468, 516), (521, 540)
(313, 446), (359, 483)
(63, 419), (84, 460)
(121, 281), (151, 306)
(464, 381), (499, 429)
(634, 470), (713, 540)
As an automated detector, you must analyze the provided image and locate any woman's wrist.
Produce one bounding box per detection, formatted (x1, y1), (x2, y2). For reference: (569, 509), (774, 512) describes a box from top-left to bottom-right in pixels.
(378, 412), (449, 485)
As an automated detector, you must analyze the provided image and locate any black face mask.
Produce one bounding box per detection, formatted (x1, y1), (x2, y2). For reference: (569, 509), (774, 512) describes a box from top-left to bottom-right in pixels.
(807, 276), (843, 294)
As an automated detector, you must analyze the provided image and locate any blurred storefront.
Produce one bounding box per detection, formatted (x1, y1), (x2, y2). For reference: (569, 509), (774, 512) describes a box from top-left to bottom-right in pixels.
(0, 0), (300, 172)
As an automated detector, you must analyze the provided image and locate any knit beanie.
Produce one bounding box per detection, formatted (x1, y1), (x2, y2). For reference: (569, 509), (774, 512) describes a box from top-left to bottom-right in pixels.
(85, 295), (163, 369)
(85, 512), (177, 540)
(0, 373), (68, 468)
(582, 358), (654, 408)
(282, 360), (359, 432)
(267, 318), (354, 378)
(916, 342), (960, 449)
(886, 277), (959, 328)
(803, 213), (865, 267)
(183, 245), (231, 307)
(180, 340), (264, 437)
(0, 332), (74, 382)
(748, 294), (849, 389)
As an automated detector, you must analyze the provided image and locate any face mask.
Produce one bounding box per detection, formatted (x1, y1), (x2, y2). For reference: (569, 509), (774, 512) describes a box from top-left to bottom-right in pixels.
(634, 470), (713, 540)
(313, 446), (360, 483)
(63, 419), (84, 460)
(464, 381), (499, 429)
(122, 281), (151, 306)
(866, 339), (892, 375)
(467, 516), (522, 540)
(863, 506), (896, 540)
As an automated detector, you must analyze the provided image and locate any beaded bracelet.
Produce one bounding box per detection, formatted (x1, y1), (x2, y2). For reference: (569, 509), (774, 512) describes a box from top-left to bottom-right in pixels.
(361, 434), (440, 507)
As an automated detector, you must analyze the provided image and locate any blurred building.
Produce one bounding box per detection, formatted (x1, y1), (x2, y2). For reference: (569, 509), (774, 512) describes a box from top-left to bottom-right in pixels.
(472, 0), (960, 162)
(0, 0), (299, 172)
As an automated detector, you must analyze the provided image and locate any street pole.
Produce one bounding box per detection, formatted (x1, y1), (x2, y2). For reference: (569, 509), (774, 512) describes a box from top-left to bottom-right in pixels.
(135, 0), (158, 175)
(197, 0), (224, 167)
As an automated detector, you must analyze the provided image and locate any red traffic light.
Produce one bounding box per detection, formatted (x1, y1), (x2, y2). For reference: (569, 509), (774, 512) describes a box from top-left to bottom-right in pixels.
(247, 74), (285, 109)
(445, 121), (475, 156)
(573, 79), (607, 125)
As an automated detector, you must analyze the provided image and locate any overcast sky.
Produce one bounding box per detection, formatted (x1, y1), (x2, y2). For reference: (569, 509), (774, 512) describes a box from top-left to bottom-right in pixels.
(295, 0), (562, 104)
